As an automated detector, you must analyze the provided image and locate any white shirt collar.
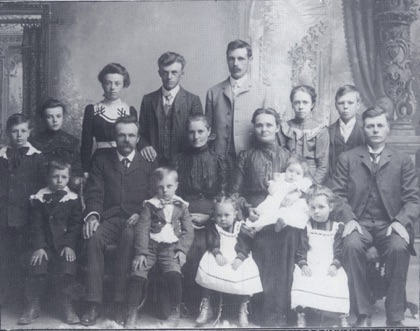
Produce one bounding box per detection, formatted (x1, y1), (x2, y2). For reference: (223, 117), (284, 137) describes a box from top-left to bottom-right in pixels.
(162, 85), (180, 99)
(230, 74), (249, 88)
(339, 117), (356, 129)
(30, 186), (78, 203)
(117, 149), (136, 163)
(367, 144), (385, 155)
(145, 194), (189, 209)
(0, 142), (41, 159)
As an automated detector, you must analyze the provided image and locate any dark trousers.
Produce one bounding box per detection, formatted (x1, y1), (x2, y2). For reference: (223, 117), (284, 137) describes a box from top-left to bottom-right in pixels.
(26, 249), (77, 277)
(342, 219), (410, 321)
(84, 217), (134, 303)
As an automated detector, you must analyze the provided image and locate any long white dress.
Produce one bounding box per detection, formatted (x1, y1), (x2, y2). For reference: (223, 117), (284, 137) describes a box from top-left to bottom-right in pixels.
(195, 221), (263, 295)
(291, 221), (350, 314)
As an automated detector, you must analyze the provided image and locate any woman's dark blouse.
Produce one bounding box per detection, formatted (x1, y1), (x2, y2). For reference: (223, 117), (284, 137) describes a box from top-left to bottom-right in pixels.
(229, 142), (290, 205)
(173, 146), (228, 214)
(80, 104), (137, 172)
(31, 130), (83, 177)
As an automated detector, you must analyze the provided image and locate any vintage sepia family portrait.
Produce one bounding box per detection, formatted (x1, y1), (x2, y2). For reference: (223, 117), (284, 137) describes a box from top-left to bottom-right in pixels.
(0, 0), (419, 329)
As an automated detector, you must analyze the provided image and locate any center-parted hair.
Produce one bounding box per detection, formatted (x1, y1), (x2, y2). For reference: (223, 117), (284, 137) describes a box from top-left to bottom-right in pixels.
(285, 155), (310, 177)
(251, 108), (281, 126)
(290, 85), (317, 105)
(305, 185), (335, 207)
(47, 157), (72, 175)
(186, 114), (211, 130)
(98, 63), (131, 88)
(151, 167), (179, 187)
(158, 52), (186, 70)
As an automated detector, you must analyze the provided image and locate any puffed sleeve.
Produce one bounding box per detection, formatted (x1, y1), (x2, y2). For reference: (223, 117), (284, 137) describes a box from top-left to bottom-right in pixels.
(313, 127), (330, 185)
(80, 105), (95, 173)
(129, 106), (138, 121)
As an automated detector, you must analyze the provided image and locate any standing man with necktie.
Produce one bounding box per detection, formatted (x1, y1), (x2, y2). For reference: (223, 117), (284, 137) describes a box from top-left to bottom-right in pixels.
(331, 107), (419, 327)
(138, 52), (203, 166)
(80, 116), (157, 326)
(205, 39), (274, 168)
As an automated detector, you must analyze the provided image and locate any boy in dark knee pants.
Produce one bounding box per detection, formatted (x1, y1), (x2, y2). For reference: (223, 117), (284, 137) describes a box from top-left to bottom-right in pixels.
(125, 167), (193, 328)
(18, 159), (82, 325)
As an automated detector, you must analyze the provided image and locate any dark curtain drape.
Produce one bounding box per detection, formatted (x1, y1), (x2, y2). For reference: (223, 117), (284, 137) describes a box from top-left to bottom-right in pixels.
(22, 24), (46, 117)
(343, 0), (384, 107)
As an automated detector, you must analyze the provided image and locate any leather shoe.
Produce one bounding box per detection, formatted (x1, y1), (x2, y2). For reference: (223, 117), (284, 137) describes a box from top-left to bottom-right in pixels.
(386, 320), (405, 327)
(354, 315), (372, 327)
(80, 303), (100, 326)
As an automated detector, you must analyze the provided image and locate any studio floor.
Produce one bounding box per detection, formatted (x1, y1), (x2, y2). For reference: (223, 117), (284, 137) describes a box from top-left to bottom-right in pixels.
(1, 244), (419, 330)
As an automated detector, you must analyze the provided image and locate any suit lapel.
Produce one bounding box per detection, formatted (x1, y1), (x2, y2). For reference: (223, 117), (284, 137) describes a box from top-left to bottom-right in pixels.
(171, 203), (183, 223)
(334, 121), (345, 143)
(377, 145), (392, 171)
(152, 89), (162, 120)
(237, 78), (252, 96)
(359, 146), (372, 171)
(172, 87), (187, 116)
(125, 151), (141, 175)
(112, 151), (125, 174)
(222, 78), (234, 105)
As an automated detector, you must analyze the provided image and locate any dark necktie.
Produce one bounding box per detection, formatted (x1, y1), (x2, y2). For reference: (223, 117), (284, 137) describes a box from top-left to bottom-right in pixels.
(6, 147), (29, 170)
(43, 190), (67, 203)
(122, 158), (130, 170)
(369, 152), (381, 172)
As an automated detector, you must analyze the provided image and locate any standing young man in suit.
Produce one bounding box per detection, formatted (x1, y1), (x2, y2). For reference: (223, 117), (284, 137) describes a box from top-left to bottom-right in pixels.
(138, 52), (203, 165)
(205, 39), (273, 165)
(328, 85), (365, 179)
(80, 116), (157, 326)
(331, 107), (419, 327)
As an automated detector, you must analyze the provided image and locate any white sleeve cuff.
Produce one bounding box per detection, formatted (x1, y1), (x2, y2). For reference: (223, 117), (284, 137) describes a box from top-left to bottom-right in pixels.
(84, 212), (100, 223)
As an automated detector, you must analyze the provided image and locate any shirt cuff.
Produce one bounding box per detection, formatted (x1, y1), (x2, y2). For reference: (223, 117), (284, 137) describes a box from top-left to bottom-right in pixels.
(84, 212), (100, 223)
(211, 248), (222, 257)
(331, 259), (341, 269)
(298, 260), (308, 268)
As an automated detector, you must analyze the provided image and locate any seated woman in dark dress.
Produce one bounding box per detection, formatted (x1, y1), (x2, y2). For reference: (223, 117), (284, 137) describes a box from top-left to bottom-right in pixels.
(31, 98), (83, 189)
(172, 114), (228, 314)
(230, 108), (299, 327)
(80, 63), (137, 176)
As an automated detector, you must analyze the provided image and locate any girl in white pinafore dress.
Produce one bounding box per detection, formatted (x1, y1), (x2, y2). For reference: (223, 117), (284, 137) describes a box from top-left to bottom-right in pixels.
(195, 195), (263, 327)
(291, 186), (350, 327)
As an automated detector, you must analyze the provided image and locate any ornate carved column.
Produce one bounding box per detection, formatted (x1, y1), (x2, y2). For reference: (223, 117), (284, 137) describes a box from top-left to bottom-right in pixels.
(375, 0), (419, 135)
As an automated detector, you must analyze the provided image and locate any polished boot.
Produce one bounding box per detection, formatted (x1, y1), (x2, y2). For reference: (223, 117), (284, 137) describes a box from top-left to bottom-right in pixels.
(80, 302), (100, 326)
(62, 295), (80, 324)
(238, 300), (249, 327)
(18, 297), (41, 325)
(125, 306), (139, 328)
(195, 297), (213, 325)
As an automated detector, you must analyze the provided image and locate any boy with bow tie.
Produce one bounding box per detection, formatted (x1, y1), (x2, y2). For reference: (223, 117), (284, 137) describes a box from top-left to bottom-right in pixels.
(125, 167), (193, 328)
(18, 159), (82, 325)
(0, 114), (46, 306)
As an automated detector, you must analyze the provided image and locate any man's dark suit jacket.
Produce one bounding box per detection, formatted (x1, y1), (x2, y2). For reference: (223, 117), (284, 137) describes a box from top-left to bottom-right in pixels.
(138, 86), (203, 159)
(332, 145), (420, 254)
(84, 149), (157, 220)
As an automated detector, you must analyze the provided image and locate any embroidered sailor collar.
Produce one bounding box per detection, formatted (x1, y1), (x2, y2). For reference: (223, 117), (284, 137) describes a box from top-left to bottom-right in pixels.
(0, 142), (41, 160)
(30, 186), (78, 203)
(94, 99), (130, 123)
(281, 120), (325, 141)
(144, 195), (189, 209)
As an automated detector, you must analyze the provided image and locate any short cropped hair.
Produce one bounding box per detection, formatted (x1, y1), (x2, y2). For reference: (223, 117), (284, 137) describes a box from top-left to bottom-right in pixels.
(113, 116), (139, 136)
(187, 115), (211, 130)
(305, 185), (335, 207)
(158, 52), (186, 70)
(98, 63), (130, 88)
(6, 113), (32, 132)
(362, 106), (389, 124)
(285, 155), (310, 177)
(47, 158), (72, 175)
(251, 108), (281, 126)
(151, 167), (178, 187)
(335, 85), (360, 102)
(39, 98), (67, 117)
(290, 85), (317, 105)
(226, 39), (252, 58)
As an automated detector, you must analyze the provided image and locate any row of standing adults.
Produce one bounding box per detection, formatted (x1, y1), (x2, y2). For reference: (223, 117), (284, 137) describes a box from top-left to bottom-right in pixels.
(7, 38), (419, 328)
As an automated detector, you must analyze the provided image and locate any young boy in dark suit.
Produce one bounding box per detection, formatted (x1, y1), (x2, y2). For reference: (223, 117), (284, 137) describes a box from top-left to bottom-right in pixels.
(0, 114), (46, 305)
(125, 167), (193, 328)
(18, 159), (82, 325)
